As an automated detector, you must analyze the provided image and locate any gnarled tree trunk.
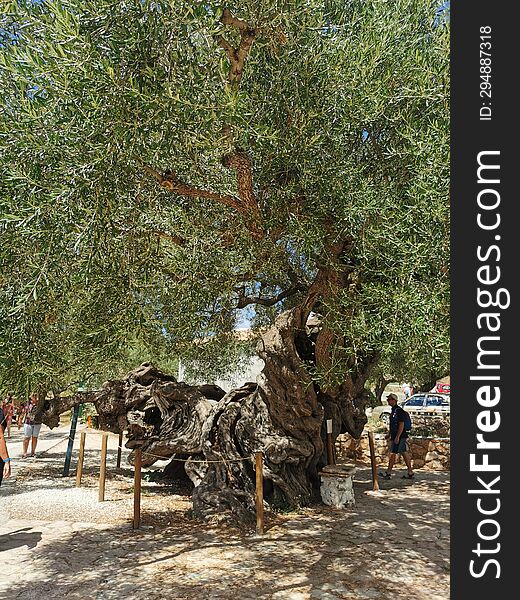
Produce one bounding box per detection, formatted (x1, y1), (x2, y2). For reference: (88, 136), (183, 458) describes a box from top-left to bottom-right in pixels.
(40, 310), (372, 523)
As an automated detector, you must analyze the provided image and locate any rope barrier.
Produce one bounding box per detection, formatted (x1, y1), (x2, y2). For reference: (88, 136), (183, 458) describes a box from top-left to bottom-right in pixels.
(36, 432), (75, 457)
(139, 450), (252, 464)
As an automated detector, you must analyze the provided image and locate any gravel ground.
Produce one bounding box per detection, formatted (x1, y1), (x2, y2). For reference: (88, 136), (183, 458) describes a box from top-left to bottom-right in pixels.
(1, 425), (134, 523)
(0, 425), (450, 600)
(0, 425), (192, 525)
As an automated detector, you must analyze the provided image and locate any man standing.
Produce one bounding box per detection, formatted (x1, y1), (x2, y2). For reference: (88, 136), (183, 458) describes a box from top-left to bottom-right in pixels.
(380, 393), (414, 480)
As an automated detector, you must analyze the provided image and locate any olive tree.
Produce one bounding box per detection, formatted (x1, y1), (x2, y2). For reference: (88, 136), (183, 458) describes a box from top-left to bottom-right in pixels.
(0, 0), (449, 520)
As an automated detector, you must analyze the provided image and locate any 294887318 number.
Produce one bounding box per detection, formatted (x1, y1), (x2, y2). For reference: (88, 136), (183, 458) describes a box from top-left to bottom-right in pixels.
(479, 26), (492, 100)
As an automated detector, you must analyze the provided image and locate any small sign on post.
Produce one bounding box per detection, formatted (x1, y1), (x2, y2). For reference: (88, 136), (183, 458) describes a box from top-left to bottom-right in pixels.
(75, 431), (86, 488)
(255, 451), (264, 535)
(326, 419), (335, 466)
(98, 433), (108, 502)
(133, 447), (142, 530)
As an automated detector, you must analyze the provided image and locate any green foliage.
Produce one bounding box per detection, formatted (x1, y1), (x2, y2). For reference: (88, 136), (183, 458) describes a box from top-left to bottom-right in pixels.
(0, 0), (449, 394)
(78, 401), (97, 424)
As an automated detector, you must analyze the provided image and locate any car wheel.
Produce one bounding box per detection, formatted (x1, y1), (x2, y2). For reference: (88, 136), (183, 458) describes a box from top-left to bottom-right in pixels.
(379, 413), (390, 425)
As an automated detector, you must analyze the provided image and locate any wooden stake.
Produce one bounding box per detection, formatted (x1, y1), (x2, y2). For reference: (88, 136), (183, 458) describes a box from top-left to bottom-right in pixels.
(116, 432), (123, 468)
(255, 451), (264, 535)
(368, 431), (380, 491)
(75, 431), (86, 487)
(98, 433), (108, 502)
(326, 419), (335, 465)
(133, 448), (142, 530)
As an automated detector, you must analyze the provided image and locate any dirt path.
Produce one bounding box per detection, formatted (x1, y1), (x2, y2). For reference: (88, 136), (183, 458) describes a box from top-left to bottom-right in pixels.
(0, 425), (449, 600)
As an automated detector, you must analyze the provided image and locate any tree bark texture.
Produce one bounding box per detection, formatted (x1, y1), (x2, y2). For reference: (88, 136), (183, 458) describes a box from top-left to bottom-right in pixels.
(40, 313), (370, 523)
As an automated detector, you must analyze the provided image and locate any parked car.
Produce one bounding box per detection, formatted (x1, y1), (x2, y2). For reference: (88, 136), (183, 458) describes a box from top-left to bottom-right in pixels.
(372, 393), (450, 425)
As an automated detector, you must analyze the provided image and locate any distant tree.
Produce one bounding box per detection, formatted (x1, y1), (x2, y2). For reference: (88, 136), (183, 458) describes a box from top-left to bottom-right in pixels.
(369, 331), (450, 403)
(0, 0), (449, 520)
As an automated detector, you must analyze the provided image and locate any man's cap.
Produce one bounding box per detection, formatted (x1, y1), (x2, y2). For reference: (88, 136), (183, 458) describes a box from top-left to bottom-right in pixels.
(386, 393), (398, 401)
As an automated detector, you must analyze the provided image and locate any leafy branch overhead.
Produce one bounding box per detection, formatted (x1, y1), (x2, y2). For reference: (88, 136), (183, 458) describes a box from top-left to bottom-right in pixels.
(135, 8), (264, 241)
(0, 0), (449, 397)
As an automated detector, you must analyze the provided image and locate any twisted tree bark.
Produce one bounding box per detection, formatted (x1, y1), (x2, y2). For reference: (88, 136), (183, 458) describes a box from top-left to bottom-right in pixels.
(40, 311), (371, 523)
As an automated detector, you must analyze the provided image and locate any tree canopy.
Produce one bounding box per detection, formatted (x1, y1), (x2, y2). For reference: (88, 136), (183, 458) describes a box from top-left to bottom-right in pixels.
(0, 0), (449, 396)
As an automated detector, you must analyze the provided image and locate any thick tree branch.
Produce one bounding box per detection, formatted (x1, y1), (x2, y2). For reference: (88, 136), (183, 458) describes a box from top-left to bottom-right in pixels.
(300, 238), (352, 322)
(217, 8), (256, 85)
(136, 159), (238, 209)
(137, 155), (264, 240)
(314, 327), (335, 371)
(216, 36), (235, 62)
(221, 8), (249, 31)
(221, 150), (260, 216)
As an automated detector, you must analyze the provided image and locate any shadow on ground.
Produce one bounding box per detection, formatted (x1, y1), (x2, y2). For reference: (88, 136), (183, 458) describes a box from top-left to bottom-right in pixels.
(1, 468), (450, 600)
(0, 528), (42, 551)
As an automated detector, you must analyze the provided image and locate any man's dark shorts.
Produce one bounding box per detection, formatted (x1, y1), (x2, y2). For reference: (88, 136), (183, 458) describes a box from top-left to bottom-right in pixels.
(389, 439), (409, 454)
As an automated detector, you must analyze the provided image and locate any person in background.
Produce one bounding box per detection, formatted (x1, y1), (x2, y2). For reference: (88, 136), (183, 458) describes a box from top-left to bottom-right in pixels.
(379, 393), (414, 480)
(20, 393), (43, 459)
(16, 398), (26, 430)
(1, 393), (15, 438)
(0, 404), (12, 485)
(402, 383), (411, 399)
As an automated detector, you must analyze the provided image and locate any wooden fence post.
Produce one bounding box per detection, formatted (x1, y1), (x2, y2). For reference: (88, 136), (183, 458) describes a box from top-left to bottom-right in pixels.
(116, 432), (123, 468)
(367, 431), (380, 491)
(98, 433), (108, 502)
(133, 448), (142, 530)
(75, 431), (86, 487)
(255, 451), (264, 535)
(326, 419), (335, 466)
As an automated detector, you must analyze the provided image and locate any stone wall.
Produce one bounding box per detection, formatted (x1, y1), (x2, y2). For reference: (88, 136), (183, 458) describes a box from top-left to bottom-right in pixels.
(335, 433), (450, 471)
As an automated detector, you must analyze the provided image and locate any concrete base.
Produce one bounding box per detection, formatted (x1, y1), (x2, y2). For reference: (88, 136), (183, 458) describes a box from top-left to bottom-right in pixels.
(319, 464), (356, 508)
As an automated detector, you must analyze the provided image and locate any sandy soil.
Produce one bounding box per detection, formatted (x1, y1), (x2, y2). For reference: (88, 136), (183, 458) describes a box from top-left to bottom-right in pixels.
(0, 425), (450, 600)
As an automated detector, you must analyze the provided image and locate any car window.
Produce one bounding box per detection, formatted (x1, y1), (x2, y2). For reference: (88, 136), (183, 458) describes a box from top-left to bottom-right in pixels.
(404, 396), (424, 407)
(426, 397), (443, 406)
